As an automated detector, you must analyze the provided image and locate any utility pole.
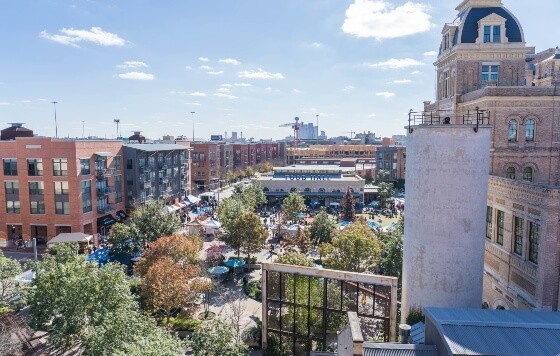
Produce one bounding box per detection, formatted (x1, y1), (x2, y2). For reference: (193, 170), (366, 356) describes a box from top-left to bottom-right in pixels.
(190, 111), (195, 141)
(51, 101), (58, 138)
(114, 119), (120, 139)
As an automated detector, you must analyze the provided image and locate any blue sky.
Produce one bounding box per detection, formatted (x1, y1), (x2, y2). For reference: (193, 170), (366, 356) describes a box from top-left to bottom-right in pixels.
(0, 0), (558, 140)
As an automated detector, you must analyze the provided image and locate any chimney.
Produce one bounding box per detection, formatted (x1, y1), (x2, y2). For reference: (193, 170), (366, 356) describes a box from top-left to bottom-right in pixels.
(399, 324), (411, 344)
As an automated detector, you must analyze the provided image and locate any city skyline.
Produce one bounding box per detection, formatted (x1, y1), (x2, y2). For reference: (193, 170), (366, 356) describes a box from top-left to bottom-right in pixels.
(1, 0), (558, 140)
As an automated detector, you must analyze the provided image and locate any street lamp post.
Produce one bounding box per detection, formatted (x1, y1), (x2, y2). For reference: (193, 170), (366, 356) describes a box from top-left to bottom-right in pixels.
(190, 111), (195, 141)
(51, 101), (58, 138)
(114, 119), (120, 139)
(316, 114), (319, 144)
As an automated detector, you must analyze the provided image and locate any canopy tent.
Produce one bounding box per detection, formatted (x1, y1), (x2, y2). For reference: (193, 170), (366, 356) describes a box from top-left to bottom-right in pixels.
(15, 270), (36, 284)
(204, 219), (221, 235)
(47, 232), (94, 247)
(329, 202), (340, 207)
(166, 205), (180, 213)
(208, 266), (229, 275)
(368, 221), (380, 229)
(367, 201), (379, 208)
(338, 220), (352, 230)
(286, 224), (305, 236)
(86, 248), (110, 266)
(308, 201), (321, 208)
(224, 258), (245, 268)
(186, 195), (201, 204)
(185, 219), (205, 235)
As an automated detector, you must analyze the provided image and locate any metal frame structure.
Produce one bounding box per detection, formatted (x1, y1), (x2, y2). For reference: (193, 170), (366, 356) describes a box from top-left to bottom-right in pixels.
(262, 262), (398, 355)
(408, 108), (491, 134)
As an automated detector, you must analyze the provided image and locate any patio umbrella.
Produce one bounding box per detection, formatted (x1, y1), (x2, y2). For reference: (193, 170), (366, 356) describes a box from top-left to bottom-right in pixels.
(208, 266), (229, 275)
(368, 201), (379, 208)
(368, 221), (380, 229)
(224, 258), (246, 268)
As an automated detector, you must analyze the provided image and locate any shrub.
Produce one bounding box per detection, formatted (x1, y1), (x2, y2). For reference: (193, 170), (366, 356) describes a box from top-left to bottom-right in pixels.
(406, 306), (425, 326)
(243, 256), (258, 264)
(245, 281), (261, 301)
(0, 306), (12, 315)
(169, 317), (201, 332)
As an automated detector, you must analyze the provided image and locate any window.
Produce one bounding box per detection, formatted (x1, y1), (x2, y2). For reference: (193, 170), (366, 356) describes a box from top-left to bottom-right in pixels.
(80, 159), (90, 175)
(5, 182), (19, 195)
(3, 159), (17, 175)
(528, 221), (539, 264)
(29, 182), (44, 195)
(486, 206), (493, 239)
(114, 175), (122, 203)
(483, 25), (491, 43)
(27, 159), (43, 176)
(523, 167), (533, 182)
(513, 216), (523, 256)
(55, 201), (70, 215)
(54, 181), (69, 195)
(82, 180), (92, 213)
(113, 156), (121, 170)
(506, 167), (516, 180)
(508, 120), (518, 142)
(493, 26), (501, 42)
(6, 201), (20, 214)
(126, 173), (134, 186)
(496, 210), (504, 245)
(444, 71), (450, 98)
(126, 159), (133, 169)
(525, 119), (535, 141)
(30, 201), (45, 214)
(53, 158), (68, 176)
(482, 65), (499, 85)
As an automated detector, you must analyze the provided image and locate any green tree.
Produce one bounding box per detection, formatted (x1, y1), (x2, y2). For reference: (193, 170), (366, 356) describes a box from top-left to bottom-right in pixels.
(189, 319), (249, 356)
(226, 170), (236, 183)
(282, 226), (312, 254)
(0, 250), (23, 307)
(341, 187), (356, 222)
(220, 212), (267, 258)
(107, 222), (141, 257)
(309, 208), (336, 245)
(320, 220), (381, 273)
(281, 192), (306, 222)
(218, 197), (249, 229)
(377, 170), (395, 209)
(375, 217), (403, 280)
(364, 171), (374, 185)
(244, 165), (254, 178)
(27, 244), (184, 354)
(231, 182), (266, 212)
(276, 252), (313, 267)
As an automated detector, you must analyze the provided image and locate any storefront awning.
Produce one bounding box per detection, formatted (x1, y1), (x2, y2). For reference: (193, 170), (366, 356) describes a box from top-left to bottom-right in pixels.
(116, 210), (128, 220)
(97, 214), (117, 228)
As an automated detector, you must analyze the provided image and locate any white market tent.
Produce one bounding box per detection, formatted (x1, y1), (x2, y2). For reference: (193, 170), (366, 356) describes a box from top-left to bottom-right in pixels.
(204, 219), (222, 235)
(186, 195), (201, 204)
(15, 270), (36, 284)
(47, 232), (93, 247)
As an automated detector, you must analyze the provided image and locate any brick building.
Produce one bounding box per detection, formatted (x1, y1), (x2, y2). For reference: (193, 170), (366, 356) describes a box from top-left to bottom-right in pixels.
(0, 132), (125, 246)
(191, 142), (221, 193)
(286, 144), (377, 165)
(425, 0), (560, 311)
(375, 146), (406, 185)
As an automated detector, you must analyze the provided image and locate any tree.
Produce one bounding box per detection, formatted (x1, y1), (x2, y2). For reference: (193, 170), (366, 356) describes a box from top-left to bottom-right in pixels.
(282, 226), (312, 254)
(364, 171), (374, 185)
(341, 187), (356, 222)
(189, 319), (249, 356)
(107, 222), (142, 257)
(320, 220), (381, 273)
(281, 192), (306, 222)
(258, 162), (273, 173)
(141, 257), (203, 324)
(134, 234), (201, 277)
(376, 220), (403, 280)
(226, 170), (236, 183)
(220, 212), (267, 258)
(0, 250), (23, 307)
(377, 170), (395, 209)
(276, 252), (313, 267)
(27, 243), (184, 354)
(231, 182), (266, 212)
(309, 208), (336, 245)
(218, 197), (249, 229)
(244, 165), (254, 178)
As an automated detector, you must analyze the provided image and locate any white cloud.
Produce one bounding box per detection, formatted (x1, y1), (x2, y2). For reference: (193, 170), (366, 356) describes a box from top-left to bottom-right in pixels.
(185, 66), (192, 70)
(38, 98), (48, 102)
(169, 91), (189, 95)
(238, 68), (285, 80)
(190, 92), (207, 97)
(199, 65), (212, 70)
(233, 83), (252, 87)
(220, 84), (233, 87)
(185, 102), (201, 106)
(0, 102), (10, 106)
(342, 0), (431, 40)
(292, 89), (302, 94)
(116, 61), (148, 69)
(207, 70), (224, 75)
(423, 51), (438, 57)
(198, 57), (209, 62)
(216, 87), (231, 94)
(366, 58), (425, 69)
(376, 91), (395, 98)
(411, 70), (421, 75)
(368, 113), (377, 117)
(118, 72), (154, 80)
(219, 58), (241, 66)
(40, 27), (125, 47)
(391, 79), (412, 84)
(311, 42), (323, 48)
(343, 85), (355, 92)
(214, 93), (238, 99)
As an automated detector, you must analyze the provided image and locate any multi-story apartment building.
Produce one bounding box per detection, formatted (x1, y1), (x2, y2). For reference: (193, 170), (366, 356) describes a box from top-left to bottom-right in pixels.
(191, 142), (222, 193)
(0, 127), (125, 246)
(286, 144), (377, 165)
(123, 144), (190, 208)
(426, 0), (560, 311)
(376, 146), (406, 186)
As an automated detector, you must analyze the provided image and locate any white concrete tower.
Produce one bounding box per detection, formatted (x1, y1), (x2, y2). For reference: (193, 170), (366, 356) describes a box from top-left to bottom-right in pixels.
(401, 115), (491, 321)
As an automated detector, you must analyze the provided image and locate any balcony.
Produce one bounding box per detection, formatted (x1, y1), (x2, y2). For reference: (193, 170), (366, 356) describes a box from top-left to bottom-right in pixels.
(180, 158), (189, 164)
(97, 204), (115, 214)
(160, 177), (169, 184)
(158, 162), (168, 170)
(95, 168), (115, 180)
(96, 187), (113, 196)
(139, 165), (151, 173)
(143, 181), (151, 189)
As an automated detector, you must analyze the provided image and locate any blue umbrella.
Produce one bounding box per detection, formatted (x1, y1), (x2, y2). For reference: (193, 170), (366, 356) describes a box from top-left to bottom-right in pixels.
(208, 266), (229, 275)
(224, 258), (245, 268)
(86, 248), (110, 266)
(340, 220), (352, 227)
(368, 221), (380, 229)
(367, 201), (379, 208)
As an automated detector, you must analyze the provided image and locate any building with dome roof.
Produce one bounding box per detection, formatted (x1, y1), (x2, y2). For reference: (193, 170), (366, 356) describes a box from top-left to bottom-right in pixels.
(407, 0), (560, 314)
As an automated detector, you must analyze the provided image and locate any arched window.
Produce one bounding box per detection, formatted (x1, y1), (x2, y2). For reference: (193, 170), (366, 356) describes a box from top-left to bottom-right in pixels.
(506, 167), (516, 180)
(263, 187), (269, 192)
(304, 188), (311, 192)
(525, 119), (535, 142)
(523, 167), (533, 182)
(496, 305), (506, 310)
(290, 187), (297, 192)
(508, 120), (518, 142)
(318, 188), (326, 193)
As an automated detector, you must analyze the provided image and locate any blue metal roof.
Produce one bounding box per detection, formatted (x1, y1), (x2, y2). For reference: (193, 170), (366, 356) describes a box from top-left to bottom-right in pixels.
(460, 7), (523, 43)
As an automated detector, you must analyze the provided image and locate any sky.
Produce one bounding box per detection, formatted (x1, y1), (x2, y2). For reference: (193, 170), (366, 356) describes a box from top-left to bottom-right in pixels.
(0, 0), (558, 141)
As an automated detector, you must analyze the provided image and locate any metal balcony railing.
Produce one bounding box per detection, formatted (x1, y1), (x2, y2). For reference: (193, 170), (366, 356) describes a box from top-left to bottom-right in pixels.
(95, 168), (115, 180)
(407, 108), (490, 134)
(143, 181), (151, 189)
(96, 187), (113, 196)
(97, 204), (114, 214)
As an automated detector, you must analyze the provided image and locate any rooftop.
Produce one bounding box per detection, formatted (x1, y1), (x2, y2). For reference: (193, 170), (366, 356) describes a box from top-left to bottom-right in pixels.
(124, 143), (188, 152)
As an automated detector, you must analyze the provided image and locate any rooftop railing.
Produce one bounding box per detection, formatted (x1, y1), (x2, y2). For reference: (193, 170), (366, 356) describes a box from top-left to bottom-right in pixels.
(407, 108), (490, 134)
